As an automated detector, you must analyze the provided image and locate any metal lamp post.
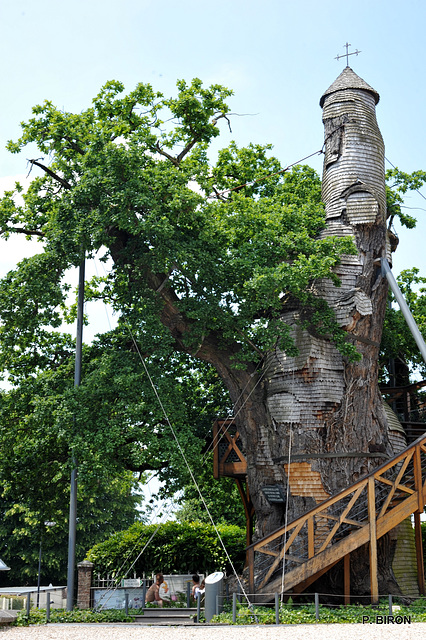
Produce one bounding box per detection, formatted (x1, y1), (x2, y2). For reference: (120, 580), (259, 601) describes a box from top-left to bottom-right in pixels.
(66, 256), (85, 611)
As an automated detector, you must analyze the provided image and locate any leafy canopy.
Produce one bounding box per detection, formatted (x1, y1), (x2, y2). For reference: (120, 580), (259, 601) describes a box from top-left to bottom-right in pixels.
(0, 77), (357, 381)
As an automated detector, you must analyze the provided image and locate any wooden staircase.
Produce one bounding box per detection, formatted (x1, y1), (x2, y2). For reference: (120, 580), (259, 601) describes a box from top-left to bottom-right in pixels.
(247, 434), (426, 603)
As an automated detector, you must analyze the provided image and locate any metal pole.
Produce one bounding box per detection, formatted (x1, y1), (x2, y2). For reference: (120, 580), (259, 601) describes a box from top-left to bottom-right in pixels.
(36, 533), (42, 608)
(66, 257), (85, 611)
(388, 593), (392, 616)
(46, 592), (50, 622)
(315, 592), (319, 621)
(74, 258), (85, 389)
(275, 592), (279, 625)
(187, 581), (191, 608)
(197, 591), (201, 623)
(381, 258), (426, 365)
(232, 592), (237, 624)
(26, 592), (31, 617)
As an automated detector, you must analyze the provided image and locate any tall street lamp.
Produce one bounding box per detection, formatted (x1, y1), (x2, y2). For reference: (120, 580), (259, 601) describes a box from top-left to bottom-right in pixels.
(67, 255), (85, 610)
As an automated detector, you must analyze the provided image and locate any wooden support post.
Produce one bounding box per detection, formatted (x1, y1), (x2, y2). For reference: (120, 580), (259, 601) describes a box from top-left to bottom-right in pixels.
(368, 477), (379, 604)
(248, 546), (255, 598)
(236, 479), (254, 548)
(344, 553), (350, 605)
(212, 421), (219, 479)
(414, 445), (424, 514)
(413, 444), (425, 595)
(414, 510), (425, 596)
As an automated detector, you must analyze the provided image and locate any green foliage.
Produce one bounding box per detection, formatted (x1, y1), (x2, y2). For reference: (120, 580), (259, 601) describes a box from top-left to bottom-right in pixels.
(0, 76), (363, 586)
(85, 520), (246, 577)
(386, 167), (426, 229)
(0, 471), (141, 587)
(211, 599), (426, 624)
(0, 77), (360, 382)
(0, 337), (231, 584)
(175, 454), (246, 529)
(13, 599), (426, 626)
(14, 608), (133, 626)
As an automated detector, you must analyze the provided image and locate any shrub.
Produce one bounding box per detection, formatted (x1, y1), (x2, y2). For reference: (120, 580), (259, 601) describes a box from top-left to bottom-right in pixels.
(85, 520), (246, 578)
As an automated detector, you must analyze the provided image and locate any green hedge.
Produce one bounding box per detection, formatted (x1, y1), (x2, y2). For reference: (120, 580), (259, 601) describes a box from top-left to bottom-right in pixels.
(85, 520), (246, 578)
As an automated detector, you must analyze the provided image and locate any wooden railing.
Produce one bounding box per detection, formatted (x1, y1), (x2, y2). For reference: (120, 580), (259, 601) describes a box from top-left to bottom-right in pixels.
(247, 434), (426, 602)
(213, 419), (247, 479)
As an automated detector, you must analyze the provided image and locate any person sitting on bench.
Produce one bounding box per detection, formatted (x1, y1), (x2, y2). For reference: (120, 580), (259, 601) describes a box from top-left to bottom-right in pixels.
(145, 572), (164, 606)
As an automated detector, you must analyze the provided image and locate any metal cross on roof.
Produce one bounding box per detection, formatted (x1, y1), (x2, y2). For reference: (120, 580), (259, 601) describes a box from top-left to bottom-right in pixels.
(335, 42), (361, 66)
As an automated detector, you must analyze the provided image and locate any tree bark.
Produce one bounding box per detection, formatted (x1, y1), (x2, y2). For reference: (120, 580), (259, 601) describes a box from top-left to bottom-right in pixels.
(223, 69), (404, 596)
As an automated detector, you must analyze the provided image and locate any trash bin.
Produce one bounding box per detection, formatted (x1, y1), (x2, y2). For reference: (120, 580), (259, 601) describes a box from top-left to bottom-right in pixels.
(204, 571), (224, 622)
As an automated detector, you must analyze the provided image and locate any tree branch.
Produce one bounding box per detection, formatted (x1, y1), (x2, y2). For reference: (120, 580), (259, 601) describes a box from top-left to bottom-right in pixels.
(61, 136), (85, 155)
(212, 112), (232, 133)
(120, 460), (169, 473)
(155, 134), (201, 166)
(28, 159), (71, 190)
(2, 226), (45, 237)
(176, 137), (199, 163)
(155, 142), (179, 166)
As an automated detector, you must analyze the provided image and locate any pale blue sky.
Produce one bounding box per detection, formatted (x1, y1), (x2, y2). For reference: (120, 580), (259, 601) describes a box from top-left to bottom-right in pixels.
(1, 0), (425, 295)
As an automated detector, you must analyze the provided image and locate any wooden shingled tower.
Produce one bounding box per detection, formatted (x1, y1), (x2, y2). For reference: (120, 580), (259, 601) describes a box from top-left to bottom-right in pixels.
(215, 67), (424, 598)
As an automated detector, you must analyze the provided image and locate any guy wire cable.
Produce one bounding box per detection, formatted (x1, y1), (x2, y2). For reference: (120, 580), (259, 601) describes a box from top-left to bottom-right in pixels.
(125, 321), (256, 613)
(205, 125), (347, 201)
(206, 149), (323, 200)
(272, 347), (294, 601)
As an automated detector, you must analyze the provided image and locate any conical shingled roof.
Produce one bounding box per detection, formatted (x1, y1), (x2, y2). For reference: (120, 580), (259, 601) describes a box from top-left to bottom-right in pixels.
(320, 66), (380, 107)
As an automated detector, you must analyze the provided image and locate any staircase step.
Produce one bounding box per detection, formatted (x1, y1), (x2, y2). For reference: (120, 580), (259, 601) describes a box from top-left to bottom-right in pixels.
(133, 607), (199, 625)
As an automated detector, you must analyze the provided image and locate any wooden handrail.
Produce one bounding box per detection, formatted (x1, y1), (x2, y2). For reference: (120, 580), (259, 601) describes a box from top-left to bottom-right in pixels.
(248, 433), (426, 599)
(248, 433), (426, 553)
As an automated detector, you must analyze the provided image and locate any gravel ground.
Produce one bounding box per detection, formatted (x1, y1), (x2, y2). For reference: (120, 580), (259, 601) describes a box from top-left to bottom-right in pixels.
(2, 624), (426, 640)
